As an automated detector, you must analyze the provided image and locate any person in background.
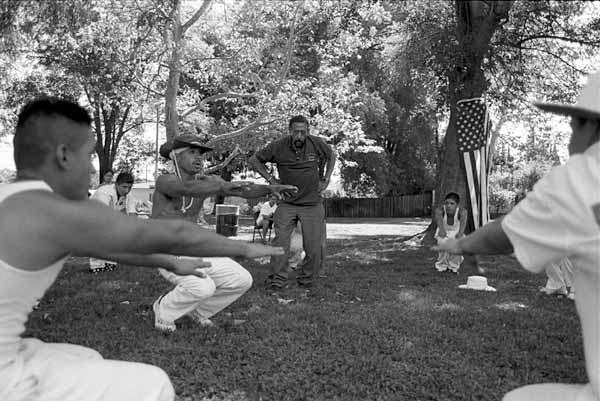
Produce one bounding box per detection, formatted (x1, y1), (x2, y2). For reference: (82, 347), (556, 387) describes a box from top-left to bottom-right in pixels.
(101, 169), (114, 185)
(540, 257), (575, 300)
(88, 171), (137, 273)
(433, 192), (467, 273)
(256, 194), (278, 241)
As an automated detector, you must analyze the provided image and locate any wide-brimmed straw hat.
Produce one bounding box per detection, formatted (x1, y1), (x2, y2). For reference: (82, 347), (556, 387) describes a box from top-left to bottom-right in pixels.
(458, 276), (496, 292)
(159, 134), (213, 159)
(534, 71), (600, 120)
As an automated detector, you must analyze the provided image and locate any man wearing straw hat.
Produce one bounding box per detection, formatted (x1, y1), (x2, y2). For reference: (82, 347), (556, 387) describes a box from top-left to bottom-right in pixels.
(151, 134), (297, 332)
(434, 72), (600, 401)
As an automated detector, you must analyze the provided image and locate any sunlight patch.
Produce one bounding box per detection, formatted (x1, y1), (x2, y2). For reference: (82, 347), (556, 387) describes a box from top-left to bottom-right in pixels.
(97, 280), (123, 291)
(329, 249), (391, 265)
(494, 302), (528, 311)
(435, 302), (462, 311)
(396, 289), (434, 310)
(176, 390), (250, 401)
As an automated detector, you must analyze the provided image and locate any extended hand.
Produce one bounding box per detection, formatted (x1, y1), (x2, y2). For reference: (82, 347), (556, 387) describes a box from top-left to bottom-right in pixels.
(269, 184), (298, 199)
(244, 243), (285, 259)
(169, 257), (211, 277)
(431, 238), (462, 255)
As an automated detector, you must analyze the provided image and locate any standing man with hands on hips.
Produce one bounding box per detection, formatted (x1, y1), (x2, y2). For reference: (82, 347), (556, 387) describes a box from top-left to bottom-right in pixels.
(249, 115), (336, 290)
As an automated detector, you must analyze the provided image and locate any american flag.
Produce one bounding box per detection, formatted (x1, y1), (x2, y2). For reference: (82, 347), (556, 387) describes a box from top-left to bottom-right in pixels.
(456, 97), (491, 229)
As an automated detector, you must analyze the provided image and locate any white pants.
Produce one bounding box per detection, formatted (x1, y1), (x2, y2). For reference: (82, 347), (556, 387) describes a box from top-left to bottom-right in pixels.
(503, 383), (597, 401)
(544, 258), (574, 290)
(0, 338), (174, 401)
(156, 257), (253, 323)
(435, 231), (463, 272)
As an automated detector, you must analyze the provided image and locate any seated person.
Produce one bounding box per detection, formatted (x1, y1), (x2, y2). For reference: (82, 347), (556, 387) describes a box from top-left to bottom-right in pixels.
(434, 192), (467, 273)
(89, 171), (137, 273)
(256, 194), (278, 240)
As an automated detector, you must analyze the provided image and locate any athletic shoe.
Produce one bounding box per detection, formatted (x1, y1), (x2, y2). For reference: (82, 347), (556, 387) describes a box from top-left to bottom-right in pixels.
(104, 263), (117, 271)
(152, 295), (176, 333)
(539, 287), (568, 296)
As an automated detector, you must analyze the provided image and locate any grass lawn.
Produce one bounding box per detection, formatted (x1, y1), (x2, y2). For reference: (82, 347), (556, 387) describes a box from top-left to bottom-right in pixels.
(25, 229), (585, 401)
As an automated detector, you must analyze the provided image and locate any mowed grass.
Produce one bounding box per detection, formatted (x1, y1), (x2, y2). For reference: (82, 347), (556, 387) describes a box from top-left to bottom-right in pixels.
(24, 235), (585, 401)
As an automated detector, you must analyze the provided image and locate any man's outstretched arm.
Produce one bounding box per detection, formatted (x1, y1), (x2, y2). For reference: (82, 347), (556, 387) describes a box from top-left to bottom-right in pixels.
(432, 218), (514, 255)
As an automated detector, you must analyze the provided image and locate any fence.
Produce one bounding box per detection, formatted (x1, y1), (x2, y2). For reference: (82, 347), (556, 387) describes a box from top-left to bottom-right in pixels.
(324, 192), (433, 218)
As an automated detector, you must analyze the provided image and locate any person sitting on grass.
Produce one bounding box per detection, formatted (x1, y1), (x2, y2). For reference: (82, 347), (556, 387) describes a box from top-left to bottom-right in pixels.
(0, 97), (284, 401)
(88, 171), (137, 273)
(434, 71), (600, 401)
(256, 194), (278, 242)
(433, 192), (467, 273)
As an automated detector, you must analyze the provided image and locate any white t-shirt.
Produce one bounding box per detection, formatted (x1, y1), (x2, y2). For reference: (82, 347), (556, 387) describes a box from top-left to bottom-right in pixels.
(259, 202), (277, 218)
(91, 184), (137, 215)
(502, 141), (600, 393)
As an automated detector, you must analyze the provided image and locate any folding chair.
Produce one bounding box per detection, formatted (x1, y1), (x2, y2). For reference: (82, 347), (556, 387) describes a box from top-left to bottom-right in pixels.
(252, 211), (273, 243)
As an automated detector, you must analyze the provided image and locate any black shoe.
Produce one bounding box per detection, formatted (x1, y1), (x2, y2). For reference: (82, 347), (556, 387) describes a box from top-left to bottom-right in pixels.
(297, 281), (313, 289)
(104, 263), (117, 271)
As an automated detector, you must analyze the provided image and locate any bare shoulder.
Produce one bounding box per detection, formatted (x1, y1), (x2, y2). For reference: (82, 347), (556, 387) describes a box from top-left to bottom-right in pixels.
(155, 174), (179, 189)
(459, 207), (468, 219)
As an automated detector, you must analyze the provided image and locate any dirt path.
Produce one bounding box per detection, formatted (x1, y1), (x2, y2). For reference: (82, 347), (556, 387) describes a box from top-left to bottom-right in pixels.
(232, 217), (430, 241)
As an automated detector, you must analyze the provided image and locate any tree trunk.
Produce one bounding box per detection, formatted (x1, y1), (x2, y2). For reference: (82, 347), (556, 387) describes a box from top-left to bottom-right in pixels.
(423, 0), (514, 244)
(165, 0), (183, 141)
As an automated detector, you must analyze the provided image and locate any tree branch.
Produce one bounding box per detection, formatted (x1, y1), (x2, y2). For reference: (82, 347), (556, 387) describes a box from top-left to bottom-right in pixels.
(513, 33), (600, 48)
(180, 92), (257, 119)
(208, 117), (283, 143)
(182, 0), (213, 32)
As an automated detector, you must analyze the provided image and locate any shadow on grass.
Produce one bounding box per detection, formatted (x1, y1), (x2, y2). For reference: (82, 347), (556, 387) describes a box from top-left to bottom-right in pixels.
(24, 236), (584, 401)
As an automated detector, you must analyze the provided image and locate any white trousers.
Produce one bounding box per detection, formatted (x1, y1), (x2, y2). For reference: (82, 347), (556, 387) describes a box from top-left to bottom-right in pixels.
(503, 383), (597, 401)
(544, 258), (574, 290)
(156, 257), (253, 323)
(0, 338), (174, 401)
(435, 230), (464, 272)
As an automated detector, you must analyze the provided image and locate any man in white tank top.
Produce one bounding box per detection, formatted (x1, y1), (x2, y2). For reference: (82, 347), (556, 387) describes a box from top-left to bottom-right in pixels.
(434, 72), (600, 401)
(0, 98), (285, 401)
(434, 192), (467, 273)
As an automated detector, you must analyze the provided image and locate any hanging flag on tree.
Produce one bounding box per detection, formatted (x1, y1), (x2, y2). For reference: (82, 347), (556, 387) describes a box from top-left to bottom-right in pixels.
(456, 97), (491, 229)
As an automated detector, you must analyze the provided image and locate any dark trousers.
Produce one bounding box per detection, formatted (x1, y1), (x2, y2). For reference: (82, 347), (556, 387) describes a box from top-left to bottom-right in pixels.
(268, 202), (325, 287)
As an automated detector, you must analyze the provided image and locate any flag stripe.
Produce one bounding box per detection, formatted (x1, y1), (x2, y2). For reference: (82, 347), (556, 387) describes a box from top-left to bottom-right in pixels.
(464, 152), (480, 228)
(456, 97), (491, 230)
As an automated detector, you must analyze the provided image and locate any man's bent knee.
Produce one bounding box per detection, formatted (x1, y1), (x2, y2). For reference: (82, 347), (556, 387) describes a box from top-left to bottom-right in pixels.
(180, 277), (217, 299)
(238, 268), (253, 291)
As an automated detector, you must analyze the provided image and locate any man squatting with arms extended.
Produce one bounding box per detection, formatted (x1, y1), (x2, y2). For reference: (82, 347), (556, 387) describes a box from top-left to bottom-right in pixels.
(151, 134), (297, 332)
(435, 71), (600, 401)
(0, 97), (284, 401)
(249, 115), (336, 290)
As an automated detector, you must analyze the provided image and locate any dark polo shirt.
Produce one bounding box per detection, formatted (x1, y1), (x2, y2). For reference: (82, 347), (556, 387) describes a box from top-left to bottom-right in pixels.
(255, 134), (333, 206)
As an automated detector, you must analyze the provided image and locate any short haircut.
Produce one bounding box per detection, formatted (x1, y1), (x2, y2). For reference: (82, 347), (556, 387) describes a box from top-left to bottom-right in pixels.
(14, 97), (92, 170)
(104, 169), (114, 175)
(115, 171), (134, 184)
(445, 192), (460, 203)
(289, 115), (309, 129)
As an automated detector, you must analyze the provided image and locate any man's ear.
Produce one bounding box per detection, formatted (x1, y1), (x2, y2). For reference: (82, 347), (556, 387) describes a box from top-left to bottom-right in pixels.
(55, 144), (70, 169)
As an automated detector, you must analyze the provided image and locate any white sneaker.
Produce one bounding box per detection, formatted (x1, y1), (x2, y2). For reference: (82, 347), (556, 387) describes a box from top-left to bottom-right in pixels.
(152, 296), (176, 333)
(568, 291), (575, 301)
